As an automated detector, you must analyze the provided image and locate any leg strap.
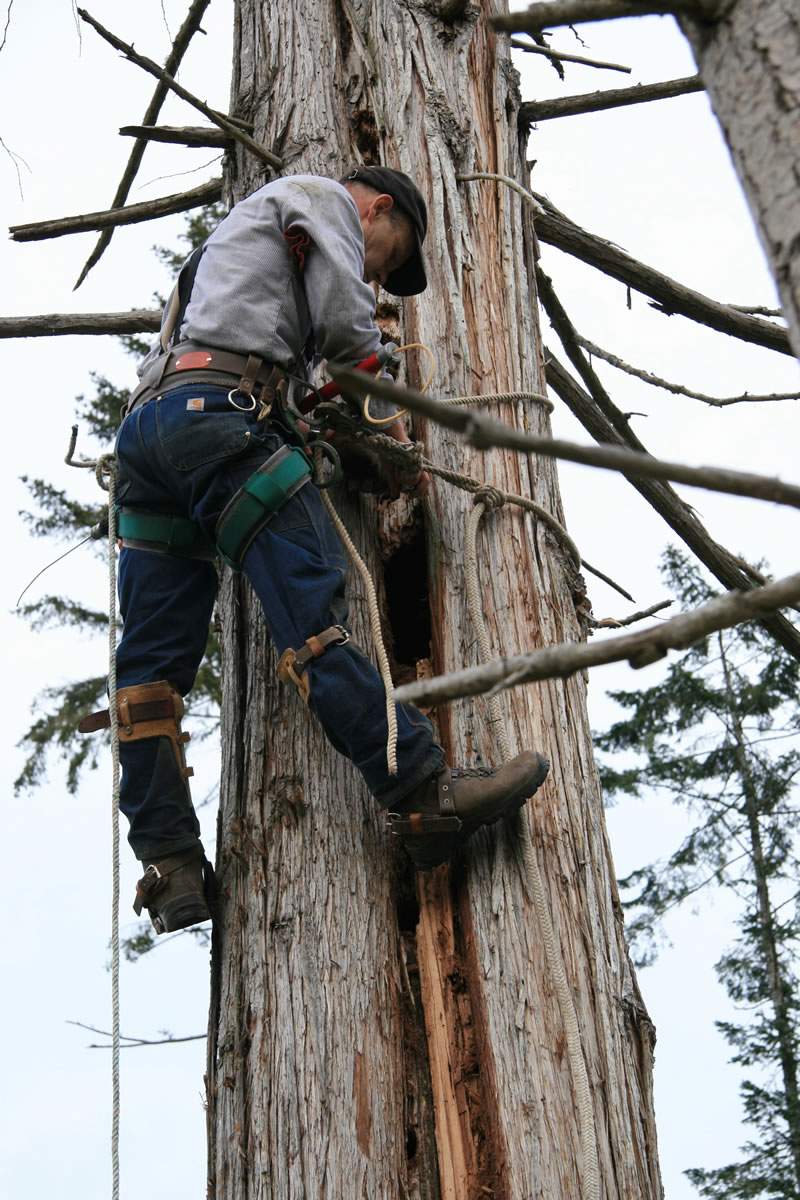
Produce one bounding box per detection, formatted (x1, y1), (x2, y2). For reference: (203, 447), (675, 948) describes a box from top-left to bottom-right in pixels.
(116, 507), (216, 560)
(78, 680), (193, 780)
(276, 624), (350, 705)
(216, 443), (312, 571)
(133, 842), (206, 917)
(388, 765), (463, 836)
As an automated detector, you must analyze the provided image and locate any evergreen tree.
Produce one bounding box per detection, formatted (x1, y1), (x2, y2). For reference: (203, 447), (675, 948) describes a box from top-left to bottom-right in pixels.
(597, 546), (800, 1199)
(15, 209), (225, 816)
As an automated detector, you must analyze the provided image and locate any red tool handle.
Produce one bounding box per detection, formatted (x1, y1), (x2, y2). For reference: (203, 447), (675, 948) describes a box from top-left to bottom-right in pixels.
(297, 344), (398, 415)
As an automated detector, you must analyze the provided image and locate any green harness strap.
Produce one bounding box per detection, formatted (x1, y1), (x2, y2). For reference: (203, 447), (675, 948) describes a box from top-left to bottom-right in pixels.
(216, 444), (312, 570)
(116, 508), (216, 559)
(116, 444), (312, 572)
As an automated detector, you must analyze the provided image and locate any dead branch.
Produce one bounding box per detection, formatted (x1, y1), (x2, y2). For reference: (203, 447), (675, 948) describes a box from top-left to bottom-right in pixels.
(730, 303), (782, 317)
(510, 35), (631, 74)
(581, 563), (634, 602)
(77, 8), (282, 171)
(491, 1), (724, 36)
(393, 570), (800, 708)
(67, 1019), (206, 1048)
(533, 193), (793, 356)
(0, 310), (161, 338)
(8, 177), (222, 242)
(536, 267), (800, 661)
(576, 334), (800, 406)
(74, 0), (212, 289)
(328, 365), (800, 510)
(120, 123), (233, 148)
(519, 75), (703, 123)
(592, 599), (674, 629)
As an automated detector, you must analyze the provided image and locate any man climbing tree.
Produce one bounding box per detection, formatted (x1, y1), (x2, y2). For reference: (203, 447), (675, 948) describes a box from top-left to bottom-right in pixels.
(78, 165), (548, 934)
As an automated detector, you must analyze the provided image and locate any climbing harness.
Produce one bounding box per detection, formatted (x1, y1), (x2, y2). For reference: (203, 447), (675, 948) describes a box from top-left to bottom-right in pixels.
(216, 444), (314, 570)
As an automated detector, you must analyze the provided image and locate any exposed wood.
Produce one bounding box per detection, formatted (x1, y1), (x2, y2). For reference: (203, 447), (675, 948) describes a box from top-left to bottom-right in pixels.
(8, 178), (223, 243)
(119, 123), (233, 148)
(519, 74), (704, 124)
(510, 35), (632, 73)
(76, 8), (283, 172)
(74, 0), (212, 290)
(680, 0), (800, 359)
(206, 2), (664, 1198)
(395, 569), (800, 707)
(0, 310), (161, 338)
(533, 192), (794, 355)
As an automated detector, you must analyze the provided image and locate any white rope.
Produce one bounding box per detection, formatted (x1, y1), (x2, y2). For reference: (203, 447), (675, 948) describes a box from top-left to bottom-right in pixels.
(314, 452), (398, 774)
(464, 502), (600, 1200)
(95, 453), (121, 1200)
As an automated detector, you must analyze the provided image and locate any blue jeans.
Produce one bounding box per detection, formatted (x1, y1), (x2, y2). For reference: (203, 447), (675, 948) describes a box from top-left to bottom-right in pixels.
(114, 384), (443, 860)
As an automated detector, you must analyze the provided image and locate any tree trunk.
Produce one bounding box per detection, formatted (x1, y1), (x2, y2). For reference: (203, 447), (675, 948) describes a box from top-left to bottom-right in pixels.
(680, 0), (800, 360)
(206, 2), (663, 1197)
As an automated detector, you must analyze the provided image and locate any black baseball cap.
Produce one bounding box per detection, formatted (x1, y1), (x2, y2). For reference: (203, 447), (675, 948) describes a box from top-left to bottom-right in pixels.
(341, 166), (428, 296)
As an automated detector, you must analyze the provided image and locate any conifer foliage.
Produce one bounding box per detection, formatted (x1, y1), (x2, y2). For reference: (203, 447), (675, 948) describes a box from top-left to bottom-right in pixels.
(597, 547), (800, 1199)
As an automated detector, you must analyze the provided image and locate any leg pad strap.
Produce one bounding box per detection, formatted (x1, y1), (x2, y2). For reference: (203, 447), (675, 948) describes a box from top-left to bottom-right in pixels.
(276, 624), (350, 705)
(78, 680), (193, 780)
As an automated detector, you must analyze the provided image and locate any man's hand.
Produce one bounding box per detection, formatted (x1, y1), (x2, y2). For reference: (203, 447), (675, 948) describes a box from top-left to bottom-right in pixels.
(382, 418), (430, 499)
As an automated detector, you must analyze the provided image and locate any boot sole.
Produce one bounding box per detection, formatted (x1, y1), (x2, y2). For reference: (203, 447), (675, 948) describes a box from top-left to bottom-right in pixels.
(157, 894), (212, 933)
(404, 752), (550, 871)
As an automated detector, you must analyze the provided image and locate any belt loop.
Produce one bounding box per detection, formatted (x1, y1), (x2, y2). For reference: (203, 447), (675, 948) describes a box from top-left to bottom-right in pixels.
(239, 354), (263, 400)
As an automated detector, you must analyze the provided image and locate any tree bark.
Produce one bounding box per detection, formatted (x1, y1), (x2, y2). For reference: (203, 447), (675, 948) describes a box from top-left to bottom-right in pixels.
(206, 3), (663, 1197)
(680, 0), (800, 360)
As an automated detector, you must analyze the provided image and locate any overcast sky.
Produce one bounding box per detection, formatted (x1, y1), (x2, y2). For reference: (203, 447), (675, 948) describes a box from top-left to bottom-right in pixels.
(2, 3), (799, 1198)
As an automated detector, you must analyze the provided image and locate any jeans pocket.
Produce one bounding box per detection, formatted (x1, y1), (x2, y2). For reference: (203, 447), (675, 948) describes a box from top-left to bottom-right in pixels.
(155, 398), (252, 471)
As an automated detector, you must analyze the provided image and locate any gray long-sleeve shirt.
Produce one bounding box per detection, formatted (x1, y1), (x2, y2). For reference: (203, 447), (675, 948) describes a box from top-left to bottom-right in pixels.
(139, 174), (396, 415)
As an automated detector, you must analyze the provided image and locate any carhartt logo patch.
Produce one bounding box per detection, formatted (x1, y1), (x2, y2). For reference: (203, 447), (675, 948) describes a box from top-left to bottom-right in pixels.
(186, 397), (205, 411)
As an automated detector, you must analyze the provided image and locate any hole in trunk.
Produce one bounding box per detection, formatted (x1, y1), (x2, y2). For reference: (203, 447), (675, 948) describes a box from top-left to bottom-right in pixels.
(383, 527), (432, 671)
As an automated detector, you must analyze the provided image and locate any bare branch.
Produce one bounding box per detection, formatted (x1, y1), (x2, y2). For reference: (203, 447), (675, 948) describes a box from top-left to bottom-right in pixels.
(67, 1019), (206, 1048)
(535, 266), (800, 662)
(8, 177), (223, 242)
(327, 364), (800, 510)
(491, 1), (724, 37)
(0, 310), (161, 338)
(120, 123), (233, 148)
(393, 572), (800, 709)
(533, 193), (793, 356)
(74, 0), (212, 289)
(510, 35), (631, 74)
(729, 303), (782, 317)
(591, 599), (674, 629)
(576, 334), (800, 407)
(0, 0), (13, 53)
(77, 8), (282, 171)
(519, 75), (703, 123)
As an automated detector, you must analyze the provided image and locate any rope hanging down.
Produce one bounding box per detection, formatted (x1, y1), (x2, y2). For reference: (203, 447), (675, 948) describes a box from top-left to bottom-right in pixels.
(65, 431), (121, 1200)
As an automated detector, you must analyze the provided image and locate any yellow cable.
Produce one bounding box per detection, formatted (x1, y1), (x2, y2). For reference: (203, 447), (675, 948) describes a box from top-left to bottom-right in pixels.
(362, 342), (436, 426)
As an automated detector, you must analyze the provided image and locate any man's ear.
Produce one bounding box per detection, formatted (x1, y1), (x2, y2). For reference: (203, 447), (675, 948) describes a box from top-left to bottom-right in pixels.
(367, 193), (394, 221)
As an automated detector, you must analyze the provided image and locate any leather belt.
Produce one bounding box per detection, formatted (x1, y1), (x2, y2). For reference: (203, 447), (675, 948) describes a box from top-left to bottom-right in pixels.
(124, 342), (287, 416)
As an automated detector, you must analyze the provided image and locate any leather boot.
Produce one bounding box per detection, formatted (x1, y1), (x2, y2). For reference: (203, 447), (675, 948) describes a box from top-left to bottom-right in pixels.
(387, 749), (549, 870)
(133, 842), (213, 934)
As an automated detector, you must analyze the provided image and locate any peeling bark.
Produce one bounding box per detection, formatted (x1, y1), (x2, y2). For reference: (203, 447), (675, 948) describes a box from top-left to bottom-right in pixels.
(206, 3), (664, 1197)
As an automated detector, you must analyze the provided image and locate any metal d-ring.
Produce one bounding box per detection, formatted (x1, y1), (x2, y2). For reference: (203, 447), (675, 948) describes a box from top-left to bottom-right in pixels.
(227, 388), (257, 412)
(309, 439), (342, 490)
